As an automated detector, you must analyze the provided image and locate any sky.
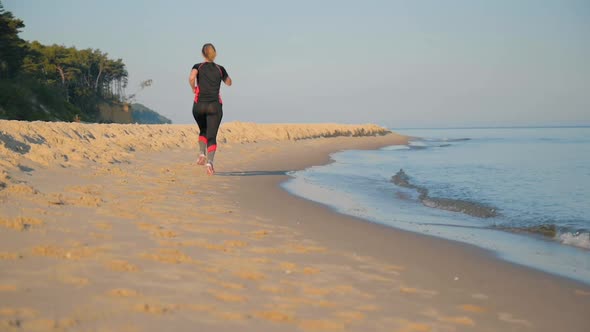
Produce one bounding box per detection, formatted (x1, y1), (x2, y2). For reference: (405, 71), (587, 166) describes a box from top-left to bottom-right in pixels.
(4, 0), (590, 127)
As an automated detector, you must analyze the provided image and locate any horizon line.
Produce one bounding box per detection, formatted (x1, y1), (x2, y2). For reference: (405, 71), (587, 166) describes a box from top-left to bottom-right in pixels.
(389, 124), (590, 130)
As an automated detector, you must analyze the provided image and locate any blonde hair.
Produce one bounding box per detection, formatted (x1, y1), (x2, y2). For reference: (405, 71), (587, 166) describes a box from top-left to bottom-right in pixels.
(202, 43), (217, 61)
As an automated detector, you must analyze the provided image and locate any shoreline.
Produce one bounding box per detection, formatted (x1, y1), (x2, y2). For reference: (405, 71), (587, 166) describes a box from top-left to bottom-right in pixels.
(258, 140), (589, 283)
(282, 150), (590, 285)
(222, 134), (590, 331)
(235, 136), (589, 284)
(1, 124), (589, 331)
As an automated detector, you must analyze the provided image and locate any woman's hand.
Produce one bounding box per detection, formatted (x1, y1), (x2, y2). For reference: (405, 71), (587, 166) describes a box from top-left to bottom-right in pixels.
(224, 76), (232, 86)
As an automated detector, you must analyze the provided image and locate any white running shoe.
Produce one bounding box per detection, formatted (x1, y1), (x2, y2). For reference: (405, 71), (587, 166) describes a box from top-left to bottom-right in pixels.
(197, 154), (207, 165)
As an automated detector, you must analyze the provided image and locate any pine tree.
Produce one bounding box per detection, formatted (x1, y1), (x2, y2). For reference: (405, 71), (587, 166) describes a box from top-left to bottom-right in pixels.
(0, 1), (26, 78)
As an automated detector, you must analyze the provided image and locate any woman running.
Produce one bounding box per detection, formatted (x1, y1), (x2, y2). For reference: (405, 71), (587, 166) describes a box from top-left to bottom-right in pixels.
(189, 43), (232, 175)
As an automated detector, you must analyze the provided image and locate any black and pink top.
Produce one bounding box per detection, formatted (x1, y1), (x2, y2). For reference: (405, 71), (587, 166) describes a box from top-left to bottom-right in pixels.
(192, 62), (229, 104)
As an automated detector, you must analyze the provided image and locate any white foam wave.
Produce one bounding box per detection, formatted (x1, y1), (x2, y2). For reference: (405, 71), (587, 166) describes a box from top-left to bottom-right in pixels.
(408, 141), (427, 147)
(557, 232), (590, 250)
(382, 145), (410, 151)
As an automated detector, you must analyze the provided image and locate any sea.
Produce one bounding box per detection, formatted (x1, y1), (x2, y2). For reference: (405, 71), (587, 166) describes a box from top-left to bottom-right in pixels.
(282, 127), (590, 284)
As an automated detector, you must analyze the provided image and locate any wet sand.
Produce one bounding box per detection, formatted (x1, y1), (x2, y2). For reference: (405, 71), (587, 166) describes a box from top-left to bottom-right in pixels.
(0, 121), (588, 331)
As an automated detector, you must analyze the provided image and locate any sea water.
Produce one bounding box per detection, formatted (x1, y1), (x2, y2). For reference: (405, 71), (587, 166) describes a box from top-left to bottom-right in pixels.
(282, 127), (590, 284)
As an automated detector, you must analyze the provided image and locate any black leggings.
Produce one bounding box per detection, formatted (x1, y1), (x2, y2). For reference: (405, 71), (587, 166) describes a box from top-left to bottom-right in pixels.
(192, 101), (223, 152)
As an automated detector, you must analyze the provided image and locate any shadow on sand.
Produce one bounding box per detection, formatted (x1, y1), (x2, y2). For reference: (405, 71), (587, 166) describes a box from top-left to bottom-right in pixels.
(216, 170), (291, 177)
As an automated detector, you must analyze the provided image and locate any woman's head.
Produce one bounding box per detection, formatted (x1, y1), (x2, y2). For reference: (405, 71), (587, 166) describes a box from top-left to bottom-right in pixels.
(202, 43), (217, 62)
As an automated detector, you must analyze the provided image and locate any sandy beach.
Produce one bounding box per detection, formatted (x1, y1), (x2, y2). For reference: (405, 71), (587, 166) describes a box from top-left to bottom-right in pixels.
(0, 120), (589, 332)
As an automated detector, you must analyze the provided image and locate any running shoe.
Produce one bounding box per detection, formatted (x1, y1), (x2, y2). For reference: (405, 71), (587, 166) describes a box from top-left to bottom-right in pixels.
(197, 154), (207, 165)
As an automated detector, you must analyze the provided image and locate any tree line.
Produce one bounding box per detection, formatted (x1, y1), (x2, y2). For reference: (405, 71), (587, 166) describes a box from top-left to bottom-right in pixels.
(0, 1), (129, 121)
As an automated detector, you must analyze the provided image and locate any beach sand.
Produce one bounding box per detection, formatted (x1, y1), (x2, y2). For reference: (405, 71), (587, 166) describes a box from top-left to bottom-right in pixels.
(0, 120), (588, 331)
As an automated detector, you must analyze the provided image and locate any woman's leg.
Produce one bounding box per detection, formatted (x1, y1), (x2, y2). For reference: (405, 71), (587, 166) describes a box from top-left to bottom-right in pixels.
(205, 102), (223, 166)
(192, 102), (208, 164)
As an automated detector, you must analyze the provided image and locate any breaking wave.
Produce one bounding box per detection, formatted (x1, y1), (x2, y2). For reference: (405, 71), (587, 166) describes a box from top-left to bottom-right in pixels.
(496, 224), (590, 250)
(390, 169), (498, 218)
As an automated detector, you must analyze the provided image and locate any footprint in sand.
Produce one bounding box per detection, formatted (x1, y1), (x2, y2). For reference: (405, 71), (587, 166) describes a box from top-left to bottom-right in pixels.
(136, 222), (180, 239)
(45, 192), (103, 207)
(152, 229), (178, 239)
(250, 229), (271, 239)
(0, 217), (43, 231)
(108, 288), (139, 298)
(70, 194), (104, 207)
(0, 252), (23, 260)
(95, 167), (128, 177)
(134, 303), (177, 315)
(46, 193), (67, 205)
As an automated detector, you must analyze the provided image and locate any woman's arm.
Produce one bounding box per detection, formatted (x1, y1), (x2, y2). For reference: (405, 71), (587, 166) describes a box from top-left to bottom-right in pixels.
(189, 69), (197, 92)
(220, 66), (232, 86)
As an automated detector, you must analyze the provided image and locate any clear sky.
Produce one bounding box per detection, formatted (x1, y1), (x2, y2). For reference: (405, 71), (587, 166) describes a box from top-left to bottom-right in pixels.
(4, 0), (590, 127)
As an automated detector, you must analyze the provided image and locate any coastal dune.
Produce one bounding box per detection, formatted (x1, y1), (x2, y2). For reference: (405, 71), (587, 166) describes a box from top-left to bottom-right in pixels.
(0, 120), (588, 332)
(0, 120), (390, 191)
(0, 120), (389, 170)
